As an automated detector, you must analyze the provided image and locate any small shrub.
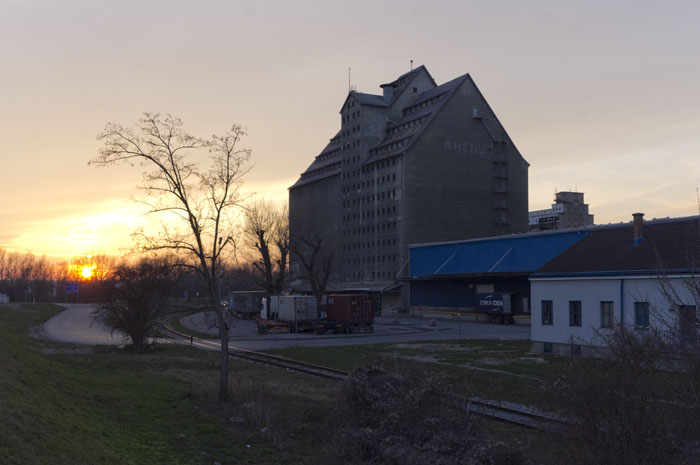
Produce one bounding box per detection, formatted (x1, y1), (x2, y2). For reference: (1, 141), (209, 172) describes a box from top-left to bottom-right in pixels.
(333, 364), (528, 465)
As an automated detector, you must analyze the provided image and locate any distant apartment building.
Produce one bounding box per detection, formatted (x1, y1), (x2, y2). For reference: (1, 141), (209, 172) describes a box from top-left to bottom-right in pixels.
(529, 191), (594, 231)
(289, 65), (529, 298)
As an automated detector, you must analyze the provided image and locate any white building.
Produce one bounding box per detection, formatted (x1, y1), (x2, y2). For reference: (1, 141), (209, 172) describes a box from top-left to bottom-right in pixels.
(530, 213), (700, 354)
(529, 191), (594, 231)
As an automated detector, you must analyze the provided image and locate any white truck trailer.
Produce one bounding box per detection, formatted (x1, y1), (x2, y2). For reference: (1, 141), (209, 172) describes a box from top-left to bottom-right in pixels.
(259, 295), (320, 333)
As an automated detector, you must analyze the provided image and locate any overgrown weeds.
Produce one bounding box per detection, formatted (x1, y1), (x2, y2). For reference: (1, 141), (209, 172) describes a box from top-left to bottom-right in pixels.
(332, 364), (528, 465)
(547, 328), (700, 465)
(225, 376), (331, 452)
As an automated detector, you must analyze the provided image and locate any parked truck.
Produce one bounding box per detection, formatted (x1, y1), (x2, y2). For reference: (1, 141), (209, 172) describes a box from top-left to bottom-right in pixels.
(227, 291), (267, 319)
(476, 293), (515, 324)
(258, 295), (320, 333)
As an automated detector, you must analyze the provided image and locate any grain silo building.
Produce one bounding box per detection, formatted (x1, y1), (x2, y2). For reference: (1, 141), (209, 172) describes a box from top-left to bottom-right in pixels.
(289, 65), (529, 307)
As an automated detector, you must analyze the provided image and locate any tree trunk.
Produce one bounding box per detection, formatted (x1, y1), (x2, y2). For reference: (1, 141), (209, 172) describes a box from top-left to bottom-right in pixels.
(219, 322), (229, 402)
(316, 294), (323, 316)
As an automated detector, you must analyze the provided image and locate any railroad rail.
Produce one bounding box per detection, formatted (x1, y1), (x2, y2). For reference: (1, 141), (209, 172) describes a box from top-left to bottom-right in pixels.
(468, 397), (567, 432)
(162, 318), (569, 431)
(162, 319), (349, 380)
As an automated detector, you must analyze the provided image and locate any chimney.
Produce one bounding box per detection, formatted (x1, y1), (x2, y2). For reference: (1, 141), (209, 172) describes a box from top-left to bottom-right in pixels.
(380, 83), (394, 103)
(632, 212), (644, 243)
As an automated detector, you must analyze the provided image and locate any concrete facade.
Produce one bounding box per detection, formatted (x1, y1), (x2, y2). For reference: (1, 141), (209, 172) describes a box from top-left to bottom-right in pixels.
(530, 274), (697, 355)
(289, 66), (529, 297)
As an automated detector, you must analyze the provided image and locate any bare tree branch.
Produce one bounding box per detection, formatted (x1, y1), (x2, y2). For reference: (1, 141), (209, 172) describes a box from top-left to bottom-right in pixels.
(92, 113), (252, 401)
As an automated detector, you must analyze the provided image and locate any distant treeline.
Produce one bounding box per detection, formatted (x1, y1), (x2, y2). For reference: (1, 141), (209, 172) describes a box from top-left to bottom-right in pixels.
(0, 249), (262, 303)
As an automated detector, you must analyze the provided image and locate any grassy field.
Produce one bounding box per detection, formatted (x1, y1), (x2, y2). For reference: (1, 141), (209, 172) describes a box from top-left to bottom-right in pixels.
(269, 338), (569, 407)
(1, 303), (565, 464)
(0, 303), (337, 465)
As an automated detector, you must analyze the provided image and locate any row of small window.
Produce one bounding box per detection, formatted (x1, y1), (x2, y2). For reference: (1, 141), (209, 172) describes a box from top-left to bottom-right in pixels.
(343, 238), (398, 249)
(343, 254), (398, 265)
(349, 190), (397, 205)
(342, 169), (360, 179)
(341, 126), (361, 138)
(341, 141), (361, 154)
(342, 205), (397, 221)
(541, 300), (651, 329)
(343, 270), (396, 280)
(374, 270), (395, 279)
(402, 92), (445, 117)
(342, 110), (360, 123)
(387, 115), (427, 137)
(300, 162), (341, 179)
(343, 154), (362, 167)
(342, 173), (396, 193)
(492, 167), (508, 177)
(317, 148), (341, 162)
(363, 157), (397, 172)
(370, 139), (407, 157)
(343, 222), (399, 236)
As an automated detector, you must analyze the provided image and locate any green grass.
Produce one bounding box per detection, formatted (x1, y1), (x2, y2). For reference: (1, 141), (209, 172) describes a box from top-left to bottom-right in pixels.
(1, 303), (569, 464)
(269, 338), (568, 407)
(0, 303), (334, 465)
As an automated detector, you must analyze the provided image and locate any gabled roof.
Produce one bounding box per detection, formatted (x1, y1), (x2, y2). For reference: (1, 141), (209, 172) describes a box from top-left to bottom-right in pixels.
(339, 65), (436, 112)
(468, 75), (529, 168)
(535, 216), (700, 276)
(363, 74), (468, 165)
(290, 131), (343, 189)
(409, 229), (589, 278)
(379, 64), (437, 102)
(350, 92), (389, 107)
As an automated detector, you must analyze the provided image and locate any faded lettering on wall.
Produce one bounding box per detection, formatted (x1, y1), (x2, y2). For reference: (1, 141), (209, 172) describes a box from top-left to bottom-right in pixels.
(443, 140), (487, 154)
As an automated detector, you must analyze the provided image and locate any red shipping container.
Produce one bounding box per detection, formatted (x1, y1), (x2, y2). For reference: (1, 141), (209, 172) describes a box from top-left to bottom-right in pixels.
(327, 294), (374, 326)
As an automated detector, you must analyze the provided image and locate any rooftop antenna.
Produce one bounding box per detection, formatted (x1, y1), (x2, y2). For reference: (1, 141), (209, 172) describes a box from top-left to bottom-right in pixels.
(410, 60), (413, 70)
(696, 187), (700, 215)
(348, 67), (351, 92)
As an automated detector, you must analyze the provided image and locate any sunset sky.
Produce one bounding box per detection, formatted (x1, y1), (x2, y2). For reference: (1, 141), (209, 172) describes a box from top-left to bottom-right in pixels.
(1, 0), (699, 257)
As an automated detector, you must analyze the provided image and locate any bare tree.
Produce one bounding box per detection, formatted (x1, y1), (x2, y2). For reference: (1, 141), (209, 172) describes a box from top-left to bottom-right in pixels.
(94, 259), (174, 353)
(242, 200), (289, 294)
(92, 113), (251, 401)
(291, 223), (335, 312)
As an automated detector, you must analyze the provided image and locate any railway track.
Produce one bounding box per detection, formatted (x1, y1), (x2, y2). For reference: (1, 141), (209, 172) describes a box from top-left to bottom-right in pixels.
(468, 397), (567, 432)
(162, 319), (349, 380)
(162, 318), (569, 431)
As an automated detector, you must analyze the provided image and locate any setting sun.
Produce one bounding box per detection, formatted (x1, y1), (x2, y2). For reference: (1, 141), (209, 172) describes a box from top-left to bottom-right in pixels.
(81, 266), (95, 279)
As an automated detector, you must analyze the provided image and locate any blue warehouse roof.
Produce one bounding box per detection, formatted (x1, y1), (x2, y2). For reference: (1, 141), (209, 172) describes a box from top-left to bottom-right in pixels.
(409, 230), (589, 278)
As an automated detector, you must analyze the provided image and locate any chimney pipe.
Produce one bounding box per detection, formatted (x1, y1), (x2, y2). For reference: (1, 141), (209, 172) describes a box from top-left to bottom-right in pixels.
(632, 212), (644, 243)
